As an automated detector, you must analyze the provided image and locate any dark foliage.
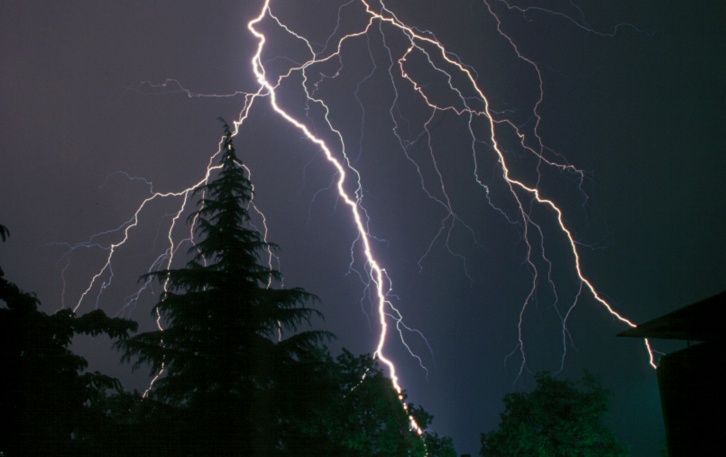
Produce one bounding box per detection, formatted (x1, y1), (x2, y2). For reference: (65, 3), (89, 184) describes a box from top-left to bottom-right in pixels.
(273, 349), (457, 457)
(0, 225), (137, 456)
(480, 372), (626, 457)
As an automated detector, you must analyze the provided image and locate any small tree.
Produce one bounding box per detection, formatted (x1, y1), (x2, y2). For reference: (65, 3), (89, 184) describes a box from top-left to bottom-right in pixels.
(279, 349), (457, 457)
(480, 372), (626, 457)
(120, 122), (331, 455)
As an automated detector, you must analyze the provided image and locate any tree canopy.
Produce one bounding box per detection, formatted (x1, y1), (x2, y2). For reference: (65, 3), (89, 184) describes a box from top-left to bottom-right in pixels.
(480, 372), (626, 457)
(0, 226), (137, 455)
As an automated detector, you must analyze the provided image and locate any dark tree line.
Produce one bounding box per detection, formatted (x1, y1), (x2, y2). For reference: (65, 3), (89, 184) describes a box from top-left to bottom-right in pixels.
(0, 124), (456, 456)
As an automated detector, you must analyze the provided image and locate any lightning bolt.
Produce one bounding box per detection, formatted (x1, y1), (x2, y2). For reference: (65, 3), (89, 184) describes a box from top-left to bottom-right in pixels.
(61, 0), (659, 444)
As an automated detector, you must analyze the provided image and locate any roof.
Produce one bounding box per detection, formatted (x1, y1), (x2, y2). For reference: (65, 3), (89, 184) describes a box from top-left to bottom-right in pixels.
(618, 291), (725, 341)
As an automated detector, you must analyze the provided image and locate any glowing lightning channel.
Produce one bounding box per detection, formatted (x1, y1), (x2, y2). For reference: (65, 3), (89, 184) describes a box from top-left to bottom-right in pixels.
(266, 0), (655, 378)
(247, 1), (426, 435)
(65, 0), (658, 440)
(67, 95), (263, 398)
(73, 165), (221, 314)
(361, 0), (655, 369)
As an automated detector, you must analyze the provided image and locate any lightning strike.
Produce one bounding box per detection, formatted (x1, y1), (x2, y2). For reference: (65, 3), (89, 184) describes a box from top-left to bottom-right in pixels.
(62, 0), (660, 444)
(246, 1), (427, 434)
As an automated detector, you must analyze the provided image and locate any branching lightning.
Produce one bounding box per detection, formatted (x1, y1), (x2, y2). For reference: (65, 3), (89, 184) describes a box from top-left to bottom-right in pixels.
(58, 0), (658, 442)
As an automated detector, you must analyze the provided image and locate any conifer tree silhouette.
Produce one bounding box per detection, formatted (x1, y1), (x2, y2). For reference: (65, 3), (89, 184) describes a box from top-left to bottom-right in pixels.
(120, 122), (330, 455)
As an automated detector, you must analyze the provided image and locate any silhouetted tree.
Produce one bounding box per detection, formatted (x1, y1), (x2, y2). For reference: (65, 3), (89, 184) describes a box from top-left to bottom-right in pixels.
(119, 122), (331, 455)
(326, 351), (428, 457)
(0, 226), (137, 456)
(278, 349), (457, 457)
(480, 372), (626, 457)
(425, 432), (458, 457)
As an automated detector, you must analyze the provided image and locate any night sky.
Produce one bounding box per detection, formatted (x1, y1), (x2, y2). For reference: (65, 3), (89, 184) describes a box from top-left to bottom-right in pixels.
(1, 1), (724, 455)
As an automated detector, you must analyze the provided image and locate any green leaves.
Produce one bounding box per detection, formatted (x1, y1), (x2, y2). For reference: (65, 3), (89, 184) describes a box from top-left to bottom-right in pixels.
(0, 251), (136, 455)
(480, 372), (627, 457)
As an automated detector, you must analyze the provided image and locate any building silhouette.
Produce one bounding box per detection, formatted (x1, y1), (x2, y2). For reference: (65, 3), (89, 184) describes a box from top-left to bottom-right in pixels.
(619, 291), (724, 457)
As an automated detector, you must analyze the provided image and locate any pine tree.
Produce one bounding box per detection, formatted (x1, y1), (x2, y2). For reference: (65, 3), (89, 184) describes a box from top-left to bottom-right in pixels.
(120, 122), (330, 455)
